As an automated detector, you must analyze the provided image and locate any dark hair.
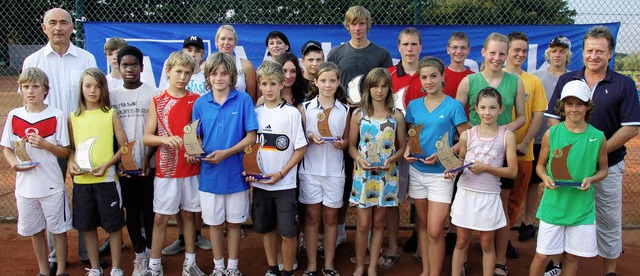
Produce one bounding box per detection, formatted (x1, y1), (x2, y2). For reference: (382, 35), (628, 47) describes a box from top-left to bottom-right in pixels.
(584, 25), (615, 51)
(476, 87), (503, 107)
(554, 98), (595, 122)
(265, 31), (291, 55)
(418, 56), (445, 75)
(508, 31), (529, 45)
(308, 62), (347, 104)
(360, 68), (394, 116)
(275, 52), (308, 107)
(117, 46), (143, 65)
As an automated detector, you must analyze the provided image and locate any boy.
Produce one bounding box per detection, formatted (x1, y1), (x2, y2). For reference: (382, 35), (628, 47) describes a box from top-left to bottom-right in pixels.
(158, 36), (208, 95)
(529, 80), (608, 276)
(110, 46), (159, 276)
(301, 40), (324, 83)
(192, 52), (258, 276)
(142, 51), (204, 276)
(2, 67), (72, 276)
(250, 61), (307, 276)
(104, 37), (128, 92)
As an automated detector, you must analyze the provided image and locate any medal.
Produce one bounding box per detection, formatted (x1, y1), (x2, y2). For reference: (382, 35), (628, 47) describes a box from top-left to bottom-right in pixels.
(244, 146), (253, 154)
(552, 148), (563, 158)
(120, 146), (129, 154)
(408, 128), (416, 137)
(435, 140), (444, 150)
(183, 125), (192, 134)
(317, 112), (326, 121)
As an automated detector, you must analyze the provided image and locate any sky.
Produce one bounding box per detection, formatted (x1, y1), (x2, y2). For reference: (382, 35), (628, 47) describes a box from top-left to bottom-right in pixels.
(569, 0), (640, 53)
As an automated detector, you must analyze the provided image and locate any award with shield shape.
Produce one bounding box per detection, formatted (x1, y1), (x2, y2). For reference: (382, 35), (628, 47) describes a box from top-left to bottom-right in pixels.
(14, 138), (40, 168)
(120, 140), (142, 175)
(346, 75), (363, 104)
(435, 131), (474, 173)
(550, 144), (582, 187)
(183, 119), (205, 158)
(243, 142), (270, 180)
(317, 108), (339, 142)
(76, 136), (97, 172)
(407, 124), (427, 159)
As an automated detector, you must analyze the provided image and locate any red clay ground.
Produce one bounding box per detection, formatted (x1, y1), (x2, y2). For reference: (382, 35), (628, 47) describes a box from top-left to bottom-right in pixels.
(0, 223), (639, 276)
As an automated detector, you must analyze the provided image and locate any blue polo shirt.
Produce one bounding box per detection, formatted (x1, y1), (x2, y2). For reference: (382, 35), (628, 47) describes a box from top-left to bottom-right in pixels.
(192, 89), (259, 194)
(545, 67), (640, 166)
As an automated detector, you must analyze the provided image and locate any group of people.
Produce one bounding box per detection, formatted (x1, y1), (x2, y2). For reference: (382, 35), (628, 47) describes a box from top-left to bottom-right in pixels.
(4, 5), (639, 276)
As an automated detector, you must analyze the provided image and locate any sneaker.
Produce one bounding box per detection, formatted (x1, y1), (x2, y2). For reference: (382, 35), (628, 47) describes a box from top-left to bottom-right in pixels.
(225, 268), (243, 276)
(183, 263), (206, 276)
(321, 268), (340, 276)
(162, 239), (185, 256)
(196, 235), (212, 250)
(278, 260), (299, 271)
(265, 270), (279, 276)
(110, 268), (124, 276)
(518, 224), (536, 241)
(506, 240), (519, 259)
(85, 268), (103, 276)
(336, 234), (347, 247)
(298, 237), (307, 257)
(209, 268), (226, 276)
(133, 258), (148, 276)
(544, 261), (561, 276)
(143, 269), (163, 276)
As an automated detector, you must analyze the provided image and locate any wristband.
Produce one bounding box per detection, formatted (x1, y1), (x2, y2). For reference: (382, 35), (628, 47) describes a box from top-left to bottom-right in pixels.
(279, 171), (284, 178)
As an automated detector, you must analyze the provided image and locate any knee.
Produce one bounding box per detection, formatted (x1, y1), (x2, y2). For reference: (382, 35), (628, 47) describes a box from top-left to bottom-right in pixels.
(533, 253), (551, 265)
(480, 239), (494, 253)
(428, 227), (444, 241)
(564, 253), (579, 264)
(323, 214), (337, 227)
(357, 221), (371, 233)
(153, 214), (169, 227)
(372, 219), (385, 231)
(305, 214), (320, 227)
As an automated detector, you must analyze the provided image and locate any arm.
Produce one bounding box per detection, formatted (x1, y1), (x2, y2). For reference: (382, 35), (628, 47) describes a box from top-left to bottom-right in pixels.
(26, 134), (69, 159)
(91, 111), (128, 177)
(204, 130), (257, 164)
(348, 110), (370, 169)
(332, 109), (351, 150)
(506, 78), (526, 132)
(386, 111), (407, 165)
(535, 130), (555, 189)
(257, 145), (308, 184)
(516, 111), (543, 155)
(67, 117), (82, 175)
(579, 138), (609, 191)
(242, 58), (257, 102)
(142, 101), (183, 148)
(455, 76), (470, 107)
(606, 126), (639, 154)
(3, 147), (36, 171)
(445, 130), (469, 179)
(470, 130), (518, 179)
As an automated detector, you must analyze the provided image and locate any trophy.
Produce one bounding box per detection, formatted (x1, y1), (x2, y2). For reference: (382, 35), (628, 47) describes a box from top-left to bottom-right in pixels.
(317, 108), (339, 142)
(365, 142), (384, 168)
(346, 75), (363, 104)
(120, 140), (142, 175)
(435, 131), (473, 173)
(407, 124), (427, 159)
(242, 142), (270, 180)
(183, 119), (206, 158)
(76, 136), (97, 172)
(550, 144), (581, 187)
(14, 138), (39, 168)
(393, 86), (407, 114)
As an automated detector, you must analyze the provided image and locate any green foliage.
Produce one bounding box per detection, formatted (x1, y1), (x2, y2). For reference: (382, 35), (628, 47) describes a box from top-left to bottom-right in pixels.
(615, 52), (640, 72)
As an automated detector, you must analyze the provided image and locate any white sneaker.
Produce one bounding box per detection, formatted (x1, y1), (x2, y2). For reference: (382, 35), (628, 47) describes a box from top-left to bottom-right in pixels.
(110, 267), (124, 276)
(225, 268), (243, 276)
(133, 258), (148, 276)
(336, 234), (347, 247)
(142, 268), (163, 276)
(85, 268), (103, 276)
(544, 266), (561, 276)
(183, 263), (206, 276)
(196, 235), (212, 250)
(209, 268), (226, 276)
(162, 239), (185, 256)
(278, 260), (299, 271)
(265, 270), (278, 276)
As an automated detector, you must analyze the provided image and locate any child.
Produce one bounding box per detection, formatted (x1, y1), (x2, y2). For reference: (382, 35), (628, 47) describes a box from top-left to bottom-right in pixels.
(301, 40), (324, 84)
(109, 46), (159, 276)
(68, 68), (128, 276)
(1, 67), (72, 276)
(448, 87), (517, 276)
(142, 51), (203, 276)
(348, 67), (407, 276)
(529, 80), (608, 276)
(247, 60), (308, 276)
(192, 52), (258, 276)
(298, 62), (350, 276)
(104, 37), (128, 91)
(158, 36), (208, 96)
(404, 57), (469, 276)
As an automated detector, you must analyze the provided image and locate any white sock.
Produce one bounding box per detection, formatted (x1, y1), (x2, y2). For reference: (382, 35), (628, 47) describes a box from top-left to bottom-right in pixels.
(338, 224), (346, 237)
(185, 253), (196, 266)
(144, 247), (152, 258)
(149, 258), (162, 271)
(214, 258), (225, 269)
(228, 258), (239, 270)
(135, 252), (146, 260)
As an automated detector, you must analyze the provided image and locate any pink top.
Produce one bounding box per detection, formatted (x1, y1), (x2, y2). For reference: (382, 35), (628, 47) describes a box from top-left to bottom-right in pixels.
(457, 126), (508, 193)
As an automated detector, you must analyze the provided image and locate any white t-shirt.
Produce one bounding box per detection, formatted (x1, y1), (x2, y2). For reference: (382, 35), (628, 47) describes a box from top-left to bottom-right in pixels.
(0, 105), (69, 198)
(252, 102), (307, 191)
(235, 55), (247, 93)
(106, 74), (124, 92)
(110, 83), (160, 168)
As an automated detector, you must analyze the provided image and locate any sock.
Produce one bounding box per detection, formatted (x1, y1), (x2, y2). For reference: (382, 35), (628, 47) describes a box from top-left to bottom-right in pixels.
(135, 252), (146, 260)
(196, 230), (202, 237)
(228, 258), (239, 270)
(268, 265), (280, 275)
(214, 258), (225, 269)
(338, 224), (346, 237)
(149, 258), (162, 271)
(144, 247), (152, 258)
(283, 270), (294, 276)
(185, 252), (196, 266)
(178, 234), (185, 245)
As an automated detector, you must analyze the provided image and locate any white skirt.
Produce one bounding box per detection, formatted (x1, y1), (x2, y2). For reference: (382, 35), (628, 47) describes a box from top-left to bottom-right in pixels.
(450, 188), (506, 231)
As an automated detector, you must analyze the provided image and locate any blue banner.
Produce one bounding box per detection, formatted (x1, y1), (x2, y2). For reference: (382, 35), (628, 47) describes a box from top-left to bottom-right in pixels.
(84, 22), (620, 87)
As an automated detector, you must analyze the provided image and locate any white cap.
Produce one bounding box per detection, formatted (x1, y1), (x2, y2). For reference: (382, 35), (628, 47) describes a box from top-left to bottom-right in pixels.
(560, 80), (591, 102)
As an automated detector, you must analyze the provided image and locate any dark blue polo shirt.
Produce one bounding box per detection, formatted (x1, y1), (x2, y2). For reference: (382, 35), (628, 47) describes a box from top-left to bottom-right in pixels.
(545, 67), (640, 166)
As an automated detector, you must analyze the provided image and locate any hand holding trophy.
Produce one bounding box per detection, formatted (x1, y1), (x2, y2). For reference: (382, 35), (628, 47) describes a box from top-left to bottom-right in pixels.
(434, 131), (473, 174)
(317, 107), (340, 142)
(183, 119), (206, 158)
(242, 142), (270, 181)
(14, 138), (39, 169)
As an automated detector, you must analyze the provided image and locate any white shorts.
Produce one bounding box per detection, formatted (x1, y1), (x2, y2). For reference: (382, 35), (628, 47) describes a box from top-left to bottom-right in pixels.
(153, 176), (201, 215)
(536, 220), (598, 258)
(450, 188), (506, 231)
(408, 166), (453, 203)
(16, 191), (72, 236)
(200, 190), (250, 226)
(298, 174), (345, 208)
(397, 159), (410, 203)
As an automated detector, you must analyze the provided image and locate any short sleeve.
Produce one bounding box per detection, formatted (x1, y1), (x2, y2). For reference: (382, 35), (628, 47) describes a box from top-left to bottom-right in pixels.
(619, 78), (640, 126)
(545, 75), (567, 119)
(405, 101), (415, 125)
(451, 98), (469, 126)
(531, 78), (548, 113)
(56, 112), (70, 147)
(0, 111), (15, 148)
(242, 95), (259, 132)
(291, 110), (308, 150)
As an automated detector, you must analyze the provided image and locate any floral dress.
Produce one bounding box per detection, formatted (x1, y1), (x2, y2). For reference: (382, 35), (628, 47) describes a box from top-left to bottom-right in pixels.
(349, 109), (399, 208)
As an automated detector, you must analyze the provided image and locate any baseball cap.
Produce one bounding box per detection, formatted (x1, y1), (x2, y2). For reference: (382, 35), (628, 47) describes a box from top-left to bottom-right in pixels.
(560, 80), (591, 102)
(301, 40), (322, 56)
(183, 35), (204, 50)
(549, 35), (571, 48)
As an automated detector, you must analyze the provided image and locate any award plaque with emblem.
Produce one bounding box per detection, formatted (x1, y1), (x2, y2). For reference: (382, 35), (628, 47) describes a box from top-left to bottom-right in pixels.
(242, 142), (270, 180)
(550, 144), (581, 187)
(365, 142), (384, 168)
(183, 119), (205, 158)
(14, 138), (40, 168)
(317, 107), (339, 142)
(76, 136), (97, 172)
(407, 124), (427, 159)
(346, 75), (363, 104)
(435, 131), (474, 173)
(120, 140), (142, 175)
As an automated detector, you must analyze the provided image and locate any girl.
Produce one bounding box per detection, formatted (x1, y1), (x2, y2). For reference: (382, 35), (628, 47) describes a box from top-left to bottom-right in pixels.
(455, 33), (526, 274)
(348, 68), (406, 276)
(256, 52), (308, 107)
(215, 25), (257, 100)
(404, 57), (469, 276)
(68, 68), (128, 276)
(529, 80), (607, 276)
(298, 62), (350, 276)
(448, 87), (517, 276)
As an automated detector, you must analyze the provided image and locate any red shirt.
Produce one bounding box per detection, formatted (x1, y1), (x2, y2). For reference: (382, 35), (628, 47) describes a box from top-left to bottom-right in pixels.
(387, 61), (422, 110)
(444, 67), (474, 116)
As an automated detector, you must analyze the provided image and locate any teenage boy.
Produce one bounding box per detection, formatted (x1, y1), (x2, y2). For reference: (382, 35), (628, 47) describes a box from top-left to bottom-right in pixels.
(104, 37), (128, 92)
(301, 40), (324, 83)
(142, 51), (204, 276)
(250, 60), (308, 276)
(327, 5), (393, 246)
(193, 52), (258, 276)
(110, 46), (159, 276)
(2, 67), (72, 276)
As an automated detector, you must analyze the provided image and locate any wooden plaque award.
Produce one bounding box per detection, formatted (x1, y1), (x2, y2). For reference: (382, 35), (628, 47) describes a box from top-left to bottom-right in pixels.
(435, 131), (473, 173)
(120, 140), (142, 175)
(317, 108), (339, 142)
(408, 124), (426, 159)
(183, 119), (205, 157)
(14, 138), (39, 168)
(550, 144), (581, 187)
(243, 143), (270, 180)
(76, 136), (97, 172)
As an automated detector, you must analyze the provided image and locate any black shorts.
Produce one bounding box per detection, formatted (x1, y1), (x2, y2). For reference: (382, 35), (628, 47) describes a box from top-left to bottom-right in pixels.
(500, 157), (514, 190)
(72, 182), (125, 233)
(252, 188), (298, 238)
(529, 143), (543, 184)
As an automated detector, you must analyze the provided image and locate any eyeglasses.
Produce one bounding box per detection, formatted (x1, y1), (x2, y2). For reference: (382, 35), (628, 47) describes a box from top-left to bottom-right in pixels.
(120, 64), (140, 70)
(449, 46), (469, 51)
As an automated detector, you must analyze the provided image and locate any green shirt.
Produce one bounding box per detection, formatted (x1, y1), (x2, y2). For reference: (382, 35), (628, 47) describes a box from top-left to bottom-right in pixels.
(467, 72), (518, 126)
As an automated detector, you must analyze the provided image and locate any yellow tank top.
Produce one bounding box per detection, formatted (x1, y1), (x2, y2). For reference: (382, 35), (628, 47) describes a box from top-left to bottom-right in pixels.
(70, 109), (117, 184)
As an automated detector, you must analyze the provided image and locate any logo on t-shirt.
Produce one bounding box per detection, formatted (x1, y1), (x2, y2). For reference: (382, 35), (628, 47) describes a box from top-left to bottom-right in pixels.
(263, 124), (272, 132)
(12, 116), (57, 139)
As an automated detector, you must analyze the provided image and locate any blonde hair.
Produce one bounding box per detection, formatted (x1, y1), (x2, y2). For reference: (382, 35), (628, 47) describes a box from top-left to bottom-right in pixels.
(256, 60), (284, 84)
(344, 6), (371, 32)
(360, 68), (394, 116)
(165, 51), (196, 80)
(203, 53), (238, 91)
(75, 68), (111, 116)
(215, 25), (238, 48)
(544, 46), (573, 66)
(18, 67), (50, 98)
(480, 33), (509, 71)
(103, 37), (128, 54)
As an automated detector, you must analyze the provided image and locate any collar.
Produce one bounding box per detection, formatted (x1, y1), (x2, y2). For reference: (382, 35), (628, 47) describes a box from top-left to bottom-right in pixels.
(572, 67), (615, 83)
(43, 42), (78, 57)
(309, 96), (339, 110)
(396, 60), (408, 77)
(206, 89), (238, 104)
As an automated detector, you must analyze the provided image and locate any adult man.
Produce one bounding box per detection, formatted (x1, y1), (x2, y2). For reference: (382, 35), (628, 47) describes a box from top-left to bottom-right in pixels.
(22, 7), (99, 273)
(326, 5), (393, 246)
(545, 26), (640, 276)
